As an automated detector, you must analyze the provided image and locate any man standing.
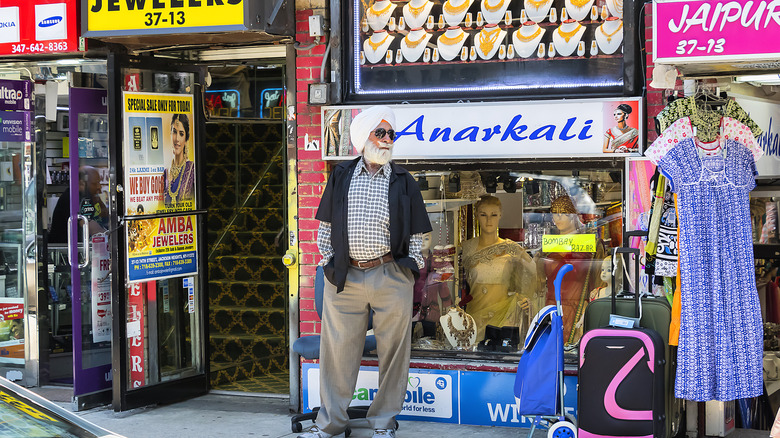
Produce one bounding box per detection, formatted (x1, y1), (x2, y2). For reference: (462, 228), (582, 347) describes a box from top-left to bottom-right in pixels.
(302, 106), (431, 438)
(49, 165), (108, 243)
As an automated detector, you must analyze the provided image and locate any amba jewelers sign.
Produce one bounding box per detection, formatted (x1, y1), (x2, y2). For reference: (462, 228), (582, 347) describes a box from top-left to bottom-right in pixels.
(85, 0), (244, 37)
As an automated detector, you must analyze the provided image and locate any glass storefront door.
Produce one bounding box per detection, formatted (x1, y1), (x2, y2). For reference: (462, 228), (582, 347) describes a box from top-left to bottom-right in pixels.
(108, 54), (208, 411)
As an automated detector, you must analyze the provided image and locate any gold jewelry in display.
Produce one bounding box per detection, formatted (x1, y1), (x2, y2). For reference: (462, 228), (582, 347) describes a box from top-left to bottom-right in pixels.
(556, 24), (582, 43)
(526, 0), (550, 9)
(483, 0), (506, 13)
(438, 31), (466, 46)
(407, 1), (429, 18)
(613, 0), (623, 15)
(446, 307), (475, 348)
(404, 32), (429, 49)
(443, 0), (470, 16)
(550, 195), (577, 214)
(167, 161), (185, 203)
(478, 26), (502, 55)
(367, 33), (391, 51)
(515, 27), (542, 42)
(569, 0), (592, 8)
(367, 1), (393, 17)
(599, 21), (623, 42)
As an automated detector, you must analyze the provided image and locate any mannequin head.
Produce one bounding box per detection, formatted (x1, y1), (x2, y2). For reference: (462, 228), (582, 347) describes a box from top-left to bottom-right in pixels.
(550, 195), (581, 234)
(475, 195), (502, 236)
(421, 232), (433, 254)
(600, 257), (611, 283)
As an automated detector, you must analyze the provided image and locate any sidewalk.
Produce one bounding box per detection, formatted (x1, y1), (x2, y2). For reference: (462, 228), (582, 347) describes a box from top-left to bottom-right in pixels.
(33, 387), (771, 438)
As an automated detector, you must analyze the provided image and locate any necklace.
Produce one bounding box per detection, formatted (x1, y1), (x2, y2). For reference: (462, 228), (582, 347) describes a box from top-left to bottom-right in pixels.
(438, 31), (466, 46)
(478, 27), (502, 55)
(446, 308), (475, 348)
(167, 161), (186, 203)
(557, 24), (582, 43)
(483, 0), (506, 13)
(568, 0), (591, 8)
(612, 0), (623, 15)
(367, 1), (393, 17)
(599, 22), (623, 42)
(367, 33), (390, 51)
(525, 0), (551, 9)
(404, 32), (428, 49)
(407, 1), (429, 18)
(515, 27), (542, 42)
(443, 0), (470, 15)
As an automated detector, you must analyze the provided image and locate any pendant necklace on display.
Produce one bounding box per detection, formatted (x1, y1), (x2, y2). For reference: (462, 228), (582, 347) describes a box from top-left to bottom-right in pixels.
(439, 31), (466, 46)
(600, 22), (623, 42)
(483, 0), (506, 13)
(557, 24), (582, 43)
(367, 1), (393, 17)
(515, 27), (542, 42)
(447, 308), (475, 347)
(367, 33), (391, 50)
(479, 27), (502, 55)
(404, 32), (429, 49)
(407, 2), (429, 18)
(443, 0), (470, 15)
(526, 0), (550, 9)
(569, 0), (592, 8)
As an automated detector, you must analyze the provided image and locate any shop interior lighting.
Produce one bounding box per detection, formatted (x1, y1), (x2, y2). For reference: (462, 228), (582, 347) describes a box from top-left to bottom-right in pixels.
(501, 174), (517, 193)
(199, 46), (287, 61)
(447, 174), (460, 193)
(481, 172), (498, 193)
(417, 175), (429, 191)
(734, 74), (780, 85)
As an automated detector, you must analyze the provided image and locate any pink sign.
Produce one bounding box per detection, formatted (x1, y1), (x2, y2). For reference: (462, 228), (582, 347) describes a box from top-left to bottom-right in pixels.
(653, 0), (780, 63)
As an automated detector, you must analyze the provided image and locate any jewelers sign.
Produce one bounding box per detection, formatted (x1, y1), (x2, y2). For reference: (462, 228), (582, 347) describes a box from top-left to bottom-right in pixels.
(84, 0), (244, 37)
(126, 215), (198, 283)
(653, 0), (780, 63)
(321, 97), (643, 159)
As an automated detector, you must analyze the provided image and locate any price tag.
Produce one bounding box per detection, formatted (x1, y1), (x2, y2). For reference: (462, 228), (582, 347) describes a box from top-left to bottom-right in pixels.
(542, 234), (596, 253)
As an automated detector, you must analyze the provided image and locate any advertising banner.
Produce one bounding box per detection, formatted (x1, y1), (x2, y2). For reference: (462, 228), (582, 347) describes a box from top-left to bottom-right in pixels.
(733, 95), (780, 178)
(85, 0), (244, 37)
(0, 298), (24, 364)
(303, 364), (459, 423)
(0, 0), (81, 56)
(0, 111), (32, 143)
(123, 92), (196, 216)
(126, 215), (198, 283)
(90, 234), (111, 343)
(322, 97), (643, 159)
(0, 80), (31, 111)
(653, 0), (780, 64)
(302, 364), (578, 427)
(127, 283), (145, 388)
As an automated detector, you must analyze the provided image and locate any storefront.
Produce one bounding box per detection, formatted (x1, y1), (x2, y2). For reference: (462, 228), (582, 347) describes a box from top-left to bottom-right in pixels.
(292, 0), (646, 429)
(0, 0), (296, 413)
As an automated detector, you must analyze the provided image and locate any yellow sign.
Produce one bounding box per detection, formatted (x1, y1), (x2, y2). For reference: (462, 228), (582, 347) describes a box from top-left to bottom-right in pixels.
(86, 0), (244, 34)
(542, 234), (597, 253)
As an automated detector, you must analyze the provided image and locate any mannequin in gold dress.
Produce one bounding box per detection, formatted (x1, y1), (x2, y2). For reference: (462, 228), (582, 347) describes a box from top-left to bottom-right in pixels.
(462, 195), (537, 341)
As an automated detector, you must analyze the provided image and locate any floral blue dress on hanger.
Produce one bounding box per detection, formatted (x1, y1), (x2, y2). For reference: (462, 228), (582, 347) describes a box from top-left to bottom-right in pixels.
(658, 135), (763, 401)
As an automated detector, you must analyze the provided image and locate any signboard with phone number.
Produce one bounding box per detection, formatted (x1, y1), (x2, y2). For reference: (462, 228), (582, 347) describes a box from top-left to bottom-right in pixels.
(0, 0), (82, 56)
(85, 0), (244, 36)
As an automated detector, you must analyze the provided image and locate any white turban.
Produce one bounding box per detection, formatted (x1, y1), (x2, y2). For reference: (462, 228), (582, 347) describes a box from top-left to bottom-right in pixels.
(350, 105), (396, 154)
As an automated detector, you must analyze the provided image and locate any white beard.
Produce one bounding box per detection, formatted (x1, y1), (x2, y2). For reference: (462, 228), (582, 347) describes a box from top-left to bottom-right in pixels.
(362, 139), (393, 165)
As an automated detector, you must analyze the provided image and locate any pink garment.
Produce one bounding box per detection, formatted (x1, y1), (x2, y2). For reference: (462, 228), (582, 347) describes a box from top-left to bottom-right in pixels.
(645, 116), (762, 165)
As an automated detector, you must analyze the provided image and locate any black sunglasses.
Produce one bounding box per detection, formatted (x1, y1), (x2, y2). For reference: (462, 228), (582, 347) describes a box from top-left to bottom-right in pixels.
(373, 127), (396, 141)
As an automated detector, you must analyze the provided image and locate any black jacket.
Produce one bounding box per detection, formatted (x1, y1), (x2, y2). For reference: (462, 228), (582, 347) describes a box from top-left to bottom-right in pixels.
(315, 158), (432, 292)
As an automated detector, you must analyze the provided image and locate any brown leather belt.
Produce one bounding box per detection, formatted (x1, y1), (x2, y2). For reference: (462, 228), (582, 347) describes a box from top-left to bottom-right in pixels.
(350, 253), (393, 269)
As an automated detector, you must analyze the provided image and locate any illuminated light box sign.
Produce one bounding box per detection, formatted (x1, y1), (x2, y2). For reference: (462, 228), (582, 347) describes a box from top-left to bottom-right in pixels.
(322, 97), (643, 159)
(0, 111), (32, 143)
(0, 0), (81, 56)
(0, 80), (31, 112)
(85, 0), (244, 37)
(653, 0), (780, 64)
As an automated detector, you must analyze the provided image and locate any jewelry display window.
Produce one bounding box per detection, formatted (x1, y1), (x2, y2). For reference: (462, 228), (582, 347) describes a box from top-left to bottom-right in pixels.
(347, 0), (638, 101)
(408, 165), (624, 358)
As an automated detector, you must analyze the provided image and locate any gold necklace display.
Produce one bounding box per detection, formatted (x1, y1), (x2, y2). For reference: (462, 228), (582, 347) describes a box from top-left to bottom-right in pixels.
(367, 1), (393, 17)
(599, 21), (623, 42)
(515, 27), (542, 42)
(167, 160), (186, 203)
(443, 0), (470, 15)
(612, 0), (623, 15)
(367, 33), (390, 51)
(407, 1), (429, 18)
(404, 31), (429, 49)
(446, 307), (475, 348)
(526, 0), (551, 9)
(483, 0), (506, 13)
(438, 31), (466, 46)
(478, 26), (502, 55)
(568, 0), (592, 8)
(557, 24), (582, 43)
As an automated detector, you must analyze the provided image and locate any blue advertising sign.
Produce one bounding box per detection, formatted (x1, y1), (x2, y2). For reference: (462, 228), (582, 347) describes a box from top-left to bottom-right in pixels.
(459, 371), (578, 428)
(0, 79), (32, 112)
(0, 110), (31, 142)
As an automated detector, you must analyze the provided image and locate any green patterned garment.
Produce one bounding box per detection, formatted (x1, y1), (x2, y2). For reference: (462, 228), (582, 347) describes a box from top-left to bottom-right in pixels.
(656, 97), (763, 142)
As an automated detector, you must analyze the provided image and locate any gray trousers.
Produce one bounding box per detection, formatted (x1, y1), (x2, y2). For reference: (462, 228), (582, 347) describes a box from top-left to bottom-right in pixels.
(316, 262), (414, 434)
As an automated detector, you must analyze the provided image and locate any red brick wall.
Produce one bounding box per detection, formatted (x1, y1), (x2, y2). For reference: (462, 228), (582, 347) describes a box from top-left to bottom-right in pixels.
(296, 9), (328, 336)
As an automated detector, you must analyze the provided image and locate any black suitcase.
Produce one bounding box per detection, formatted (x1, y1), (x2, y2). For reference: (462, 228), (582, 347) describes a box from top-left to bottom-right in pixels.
(579, 247), (668, 438)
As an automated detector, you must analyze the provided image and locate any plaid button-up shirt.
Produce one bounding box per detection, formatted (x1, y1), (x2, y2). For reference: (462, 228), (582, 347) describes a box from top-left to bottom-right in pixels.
(318, 158), (424, 269)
